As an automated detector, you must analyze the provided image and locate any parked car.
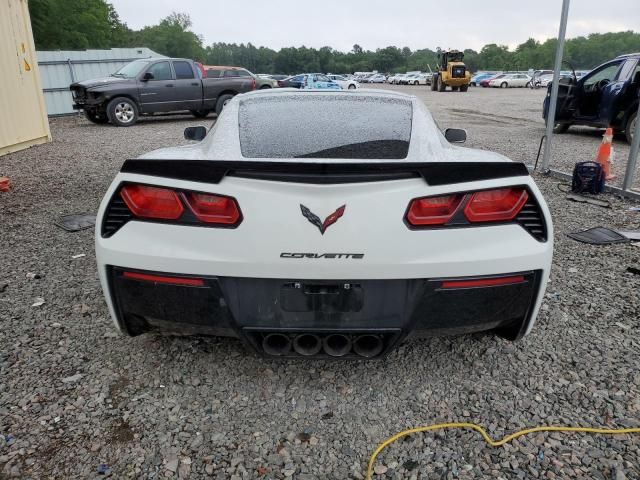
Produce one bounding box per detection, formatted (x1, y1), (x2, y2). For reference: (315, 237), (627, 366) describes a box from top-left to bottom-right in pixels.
(470, 72), (498, 87)
(280, 74), (340, 90)
(392, 74), (408, 85)
(543, 53), (640, 143)
(70, 58), (255, 126)
(327, 74), (359, 89)
(266, 74), (289, 81)
(277, 75), (305, 88)
(400, 74), (416, 85)
(480, 74), (505, 87)
(303, 74), (341, 90)
(96, 88), (552, 358)
(404, 74), (430, 85)
(489, 73), (531, 88)
(367, 74), (387, 84)
(205, 66), (277, 89)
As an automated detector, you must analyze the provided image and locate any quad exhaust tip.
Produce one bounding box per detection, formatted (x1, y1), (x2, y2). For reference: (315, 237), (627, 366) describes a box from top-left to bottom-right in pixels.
(262, 333), (291, 356)
(292, 334), (322, 356)
(323, 334), (352, 357)
(353, 334), (384, 358)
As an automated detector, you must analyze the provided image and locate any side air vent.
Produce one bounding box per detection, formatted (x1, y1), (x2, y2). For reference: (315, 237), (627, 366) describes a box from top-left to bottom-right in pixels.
(101, 194), (132, 238)
(516, 199), (547, 242)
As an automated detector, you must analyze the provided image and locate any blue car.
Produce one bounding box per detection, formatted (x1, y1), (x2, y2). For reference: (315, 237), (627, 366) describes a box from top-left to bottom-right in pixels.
(277, 73), (341, 90)
(543, 53), (639, 143)
(301, 73), (342, 90)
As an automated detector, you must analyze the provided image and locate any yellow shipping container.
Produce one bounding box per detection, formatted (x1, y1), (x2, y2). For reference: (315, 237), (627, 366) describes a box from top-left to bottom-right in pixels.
(0, 0), (51, 156)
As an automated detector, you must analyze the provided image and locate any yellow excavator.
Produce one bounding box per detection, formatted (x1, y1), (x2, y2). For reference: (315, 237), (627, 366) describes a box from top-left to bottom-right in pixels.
(431, 50), (471, 92)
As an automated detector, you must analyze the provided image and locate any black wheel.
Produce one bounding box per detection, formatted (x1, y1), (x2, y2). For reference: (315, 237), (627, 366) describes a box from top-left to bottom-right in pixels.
(437, 76), (446, 92)
(500, 82), (508, 89)
(460, 85), (468, 92)
(106, 97), (138, 126)
(431, 75), (438, 91)
(348, 84), (356, 90)
(553, 123), (570, 134)
(84, 110), (108, 124)
(413, 81), (419, 86)
(190, 110), (210, 118)
(259, 85), (271, 89)
(215, 94), (234, 115)
(625, 111), (637, 144)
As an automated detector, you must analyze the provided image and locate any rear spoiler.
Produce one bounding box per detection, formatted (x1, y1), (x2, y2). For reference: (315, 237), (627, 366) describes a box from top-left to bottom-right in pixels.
(121, 159), (529, 186)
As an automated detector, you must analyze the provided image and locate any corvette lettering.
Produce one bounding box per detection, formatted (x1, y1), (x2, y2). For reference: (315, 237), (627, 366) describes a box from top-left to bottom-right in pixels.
(280, 253), (364, 259)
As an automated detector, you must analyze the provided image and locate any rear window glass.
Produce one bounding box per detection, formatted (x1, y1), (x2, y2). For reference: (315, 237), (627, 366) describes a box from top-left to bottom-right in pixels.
(206, 69), (222, 78)
(239, 95), (412, 159)
(224, 69), (251, 77)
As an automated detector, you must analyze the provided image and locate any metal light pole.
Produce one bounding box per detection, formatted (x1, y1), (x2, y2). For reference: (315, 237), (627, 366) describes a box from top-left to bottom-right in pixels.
(622, 107), (640, 192)
(541, 0), (571, 172)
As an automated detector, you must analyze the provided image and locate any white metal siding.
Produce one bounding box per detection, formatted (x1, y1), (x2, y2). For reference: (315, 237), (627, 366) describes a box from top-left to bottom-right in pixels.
(37, 48), (165, 116)
(0, 0), (51, 156)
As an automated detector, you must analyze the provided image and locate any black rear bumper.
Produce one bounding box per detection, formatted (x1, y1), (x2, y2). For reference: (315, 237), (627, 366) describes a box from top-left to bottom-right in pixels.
(108, 267), (542, 358)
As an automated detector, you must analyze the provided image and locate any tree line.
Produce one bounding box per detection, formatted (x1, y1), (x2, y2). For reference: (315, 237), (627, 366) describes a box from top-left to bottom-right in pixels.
(29, 0), (640, 74)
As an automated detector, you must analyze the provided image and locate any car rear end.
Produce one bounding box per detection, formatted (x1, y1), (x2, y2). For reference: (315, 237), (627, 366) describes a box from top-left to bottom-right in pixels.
(96, 91), (553, 359)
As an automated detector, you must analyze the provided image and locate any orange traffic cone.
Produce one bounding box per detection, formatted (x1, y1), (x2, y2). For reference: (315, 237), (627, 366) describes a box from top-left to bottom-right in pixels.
(595, 128), (616, 180)
(0, 177), (10, 192)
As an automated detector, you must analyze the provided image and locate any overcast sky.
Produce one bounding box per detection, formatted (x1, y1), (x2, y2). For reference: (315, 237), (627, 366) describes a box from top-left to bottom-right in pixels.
(110, 0), (639, 52)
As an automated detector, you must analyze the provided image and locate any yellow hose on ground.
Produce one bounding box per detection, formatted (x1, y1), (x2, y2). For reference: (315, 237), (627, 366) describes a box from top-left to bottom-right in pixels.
(367, 422), (640, 479)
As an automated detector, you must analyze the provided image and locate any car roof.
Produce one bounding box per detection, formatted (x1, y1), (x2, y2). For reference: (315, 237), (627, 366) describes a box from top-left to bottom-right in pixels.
(615, 53), (640, 59)
(202, 65), (247, 70)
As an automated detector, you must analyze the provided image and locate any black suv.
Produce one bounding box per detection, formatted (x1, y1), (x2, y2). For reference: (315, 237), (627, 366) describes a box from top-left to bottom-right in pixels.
(543, 53), (639, 143)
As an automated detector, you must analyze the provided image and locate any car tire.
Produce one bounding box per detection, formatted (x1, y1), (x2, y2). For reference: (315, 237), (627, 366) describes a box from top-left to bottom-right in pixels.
(460, 85), (468, 92)
(348, 84), (356, 89)
(625, 111), (637, 144)
(215, 94), (234, 115)
(553, 123), (570, 134)
(501, 82), (508, 88)
(84, 110), (109, 124)
(413, 81), (419, 86)
(259, 85), (271, 89)
(190, 110), (210, 118)
(431, 76), (438, 91)
(106, 97), (138, 127)
(438, 76), (446, 92)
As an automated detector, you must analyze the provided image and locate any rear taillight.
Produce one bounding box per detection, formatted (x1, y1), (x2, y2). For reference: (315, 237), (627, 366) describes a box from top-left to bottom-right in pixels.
(120, 184), (184, 220)
(114, 183), (242, 229)
(251, 78), (256, 90)
(406, 194), (463, 226)
(463, 188), (528, 222)
(183, 192), (241, 225)
(406, 187), (530, 228)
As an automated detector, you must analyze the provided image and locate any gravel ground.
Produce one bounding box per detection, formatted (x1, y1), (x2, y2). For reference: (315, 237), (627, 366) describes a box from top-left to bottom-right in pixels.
(1, 89), (640, 479)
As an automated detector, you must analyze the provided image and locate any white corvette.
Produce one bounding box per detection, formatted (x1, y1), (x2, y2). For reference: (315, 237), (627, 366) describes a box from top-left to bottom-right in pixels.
(96, 89), (553, 359)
